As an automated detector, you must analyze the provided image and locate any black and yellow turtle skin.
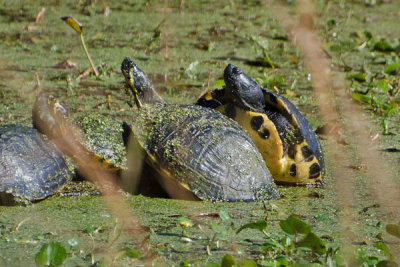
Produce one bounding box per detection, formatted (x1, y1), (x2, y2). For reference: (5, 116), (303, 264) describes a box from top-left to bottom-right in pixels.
(197, 64), (324, 185)
(121, 58), (281, 201)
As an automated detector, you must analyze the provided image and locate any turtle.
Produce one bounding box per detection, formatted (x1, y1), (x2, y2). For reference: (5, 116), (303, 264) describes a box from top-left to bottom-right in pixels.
(197, 64), (324, 185)
(0, 123), (73, 205)
(120, 57), (281, 201)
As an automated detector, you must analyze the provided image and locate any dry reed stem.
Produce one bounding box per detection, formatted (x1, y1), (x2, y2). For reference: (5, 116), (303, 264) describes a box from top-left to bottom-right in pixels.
(269, 0), (400, 261)
(34, 104), (155, 262)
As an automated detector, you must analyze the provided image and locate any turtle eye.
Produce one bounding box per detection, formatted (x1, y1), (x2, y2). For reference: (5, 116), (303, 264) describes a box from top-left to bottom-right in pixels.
(232, 67), (241, 75)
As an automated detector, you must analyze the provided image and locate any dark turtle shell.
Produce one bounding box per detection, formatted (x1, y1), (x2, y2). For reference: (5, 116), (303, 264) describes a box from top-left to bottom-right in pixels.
(129, 103), (280, 201)
(0, 124), (72, 204)
(197, 64), (324, 185)
(121, 57), (280, 201)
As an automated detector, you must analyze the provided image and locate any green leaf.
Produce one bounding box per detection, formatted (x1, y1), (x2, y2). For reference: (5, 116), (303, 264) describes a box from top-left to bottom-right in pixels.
(373, 40), (395, 52)
(261, 239), (285, 251)
(375, 79), (390, 92)
(376, 242), (393, 260)
(281, 236), (294, 250)
(274, 256), (290, 266)
(238, 259), (257, 267)
(85, 226), (97, 234)
(219, 210), (231, 222)
(347, 73), (366, 82)
(203, 264), (220, 267)
(35, 242), (67, 266)
(384, 62), (400, 75)
(279, 215), (311, 235)
(178, 217), (193, 228)
(326, 19), (336, 27)
(211, 222), (227, 239)
(364, 30), (373, 40)
(297, 233), (326, 255)
(363, 256), (379, 266)
(236, 220), (267, 234)
(386, 224), (400, 238)
(351, 92), (371, 105)
(210, 79), (225, 90)
(329, 44), (342, 52)
(220, 254), (237, 267)
(125, 248), (140, 258)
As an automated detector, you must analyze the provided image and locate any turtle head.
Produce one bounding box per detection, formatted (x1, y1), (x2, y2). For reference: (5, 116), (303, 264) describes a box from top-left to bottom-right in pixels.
(32, 92), (69, 139)
(121, 57), (162, 107)
(223, 64), (266, 112)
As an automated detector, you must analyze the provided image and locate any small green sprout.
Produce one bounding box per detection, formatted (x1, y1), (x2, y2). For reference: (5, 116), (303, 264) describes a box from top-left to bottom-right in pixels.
(61, 16), (99, 78)
(178, 217), (193, 237)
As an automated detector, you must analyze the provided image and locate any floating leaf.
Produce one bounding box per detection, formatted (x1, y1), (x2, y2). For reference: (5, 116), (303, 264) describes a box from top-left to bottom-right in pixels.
(351, 92), (371, 105)
(347, 73), (366, 82)
(210, 79), (225, 90)
(219, 210), (231, 222)
(236, 220), (267, 234)
(261, 239), (285, 251)
(279, 215), (311, 235)
(297, 233), (326, 255)
(178, 217), (193, 228)
(326, 19), (336, 28)
(384, 62), (400, 75)
(376, 242), (393, 260)
(274, 256), (290, 266)
(211, 222), (227, 239)
(221, 254), (237, 267)
(61, 16), (83, 34)
(125, 248), (140, 258)
(364, 30), (373, 40)
(386, 224), (400, 238)
(35, 242), (67, 266)
(374, 79), (390, 92)
(373, 40), (395, 52)
(329, 44), (342, 52)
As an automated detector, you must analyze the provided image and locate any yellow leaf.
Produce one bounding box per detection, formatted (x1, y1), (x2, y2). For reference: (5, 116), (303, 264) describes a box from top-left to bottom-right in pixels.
(61, 16), (83, 34)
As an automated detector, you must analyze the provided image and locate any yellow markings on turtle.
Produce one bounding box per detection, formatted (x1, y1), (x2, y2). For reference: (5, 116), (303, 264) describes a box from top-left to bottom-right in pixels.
(91, 152), (121, 172)
(130, 123), (199, 200)
(263, 91), (300, 129)
(216, 104), (322, 185)
(202, 91), (214, 101)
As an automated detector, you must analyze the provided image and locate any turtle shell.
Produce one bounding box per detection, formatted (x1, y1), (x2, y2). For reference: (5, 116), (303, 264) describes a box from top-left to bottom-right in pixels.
(197, 64), (324, 185)
(0, 124), (72, 204)
(76, 114), (127, 170)
(128, 103), (281, 201)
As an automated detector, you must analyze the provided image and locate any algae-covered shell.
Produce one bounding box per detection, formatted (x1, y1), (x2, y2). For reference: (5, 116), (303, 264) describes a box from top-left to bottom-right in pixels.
(0, 124), (72, 204)
(130, 103), (281, 201)
(76, 114), (126, 169)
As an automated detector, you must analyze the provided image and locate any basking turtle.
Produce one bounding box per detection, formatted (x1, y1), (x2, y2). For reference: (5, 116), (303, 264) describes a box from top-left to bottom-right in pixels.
(197, 64), (324, 185)
(0, 123), (73, 205)
(120, 58), (280, 201)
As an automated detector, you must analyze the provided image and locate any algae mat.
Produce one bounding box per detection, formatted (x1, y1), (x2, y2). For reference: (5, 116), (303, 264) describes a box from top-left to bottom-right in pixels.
(1, 0), (400, 265)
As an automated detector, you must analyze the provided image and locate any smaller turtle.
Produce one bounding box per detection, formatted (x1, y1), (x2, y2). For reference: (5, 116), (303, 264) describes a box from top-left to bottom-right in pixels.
(120, 58), (281, 201)
(197, 64), (324, 185)
(0, 122), (72, 205)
